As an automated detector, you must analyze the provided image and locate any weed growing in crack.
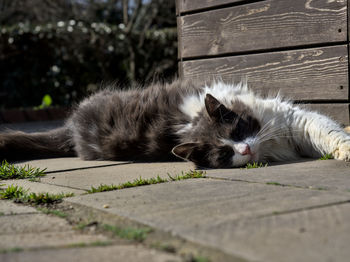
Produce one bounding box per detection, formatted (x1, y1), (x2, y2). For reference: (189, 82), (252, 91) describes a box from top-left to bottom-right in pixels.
(0, 184), (27, 199)
(244, 162), (268, 169)
(37, 207), (68, 218)
(86, 170), (206, 194)
(0, 160), (46, 180)
(103, 224), (152, 242)
(319, 154), (333, 160)
(0, 184), (74, 204)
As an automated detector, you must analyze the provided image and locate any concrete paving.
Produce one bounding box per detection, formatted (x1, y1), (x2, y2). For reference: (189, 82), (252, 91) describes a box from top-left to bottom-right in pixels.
(1, 121), (350, 261)
(0, 245), (183, 262)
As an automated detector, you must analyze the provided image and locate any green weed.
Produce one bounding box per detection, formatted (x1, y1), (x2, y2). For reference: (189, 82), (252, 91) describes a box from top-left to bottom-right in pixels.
(0, 160), (46, 180)
(244, 162), (268, 169)
(0, 247), (24, 254)
(23, 192), (74, 205)
(0, 185), (27, 199)
(86, 184), (118, 194)
(266, 182), (284, 186)
(37, 207), (67, 218)
(65, 241), (112, 248)
(319, 154), (333, 160)
(87, 170), (206, 194)
(192, 256), (210, 262)
(0, 184), (74, 205)
(103, 224), (152, 242)
(168, 170), (205, 181)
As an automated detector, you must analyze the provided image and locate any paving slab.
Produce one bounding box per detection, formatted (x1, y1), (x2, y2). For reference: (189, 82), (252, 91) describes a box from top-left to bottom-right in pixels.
(0, 213), (79, 235)
(0, 231), (109, 250)
(206, 159), (350, 193)
(200, 203), (350, 262)
(15, 157), (130, 173)
(0, 200), (38, 215)
(0, 212), (109, 250)
(0, 245), (182, 262)
(66, 179), (350, 259)
(39, 161), (195, 190)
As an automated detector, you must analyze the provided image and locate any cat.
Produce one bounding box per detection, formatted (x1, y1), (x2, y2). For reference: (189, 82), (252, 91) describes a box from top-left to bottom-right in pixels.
(1, 78), (350, 168)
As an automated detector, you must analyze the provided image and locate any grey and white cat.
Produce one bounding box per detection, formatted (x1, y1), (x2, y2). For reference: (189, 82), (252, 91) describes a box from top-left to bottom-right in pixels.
(1, 79), (350, 168)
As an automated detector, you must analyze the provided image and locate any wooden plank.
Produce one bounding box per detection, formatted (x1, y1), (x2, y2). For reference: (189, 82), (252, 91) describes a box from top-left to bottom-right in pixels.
(304, 104), (350, 126)
(178, 0), (347, 59)
(177, 0), (246, 14)
(180, 45), (348, 101)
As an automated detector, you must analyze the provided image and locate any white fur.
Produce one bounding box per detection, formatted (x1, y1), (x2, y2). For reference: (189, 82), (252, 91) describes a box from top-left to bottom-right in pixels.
(180, 80), (350, 166)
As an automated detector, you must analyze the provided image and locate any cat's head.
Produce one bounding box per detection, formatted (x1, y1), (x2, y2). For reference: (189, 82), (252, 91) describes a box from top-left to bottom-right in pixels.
(172, 94), (261, 168)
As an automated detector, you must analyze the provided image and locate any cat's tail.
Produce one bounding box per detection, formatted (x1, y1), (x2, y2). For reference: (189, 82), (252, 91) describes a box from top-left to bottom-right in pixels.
(0, 127), (76, 161)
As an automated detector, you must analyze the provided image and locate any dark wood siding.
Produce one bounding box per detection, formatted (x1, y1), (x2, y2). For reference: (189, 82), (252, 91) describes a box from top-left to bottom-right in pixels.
(176, 0), (350, 125)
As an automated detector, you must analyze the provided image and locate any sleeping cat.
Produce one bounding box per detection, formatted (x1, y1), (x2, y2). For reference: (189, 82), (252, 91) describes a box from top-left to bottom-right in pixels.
(1, 79), (350, 168)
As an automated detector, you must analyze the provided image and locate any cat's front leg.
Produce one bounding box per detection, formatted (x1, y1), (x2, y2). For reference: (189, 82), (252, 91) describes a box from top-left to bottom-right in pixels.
(293, 109), (350, 161)
(333, 139), (350, 161)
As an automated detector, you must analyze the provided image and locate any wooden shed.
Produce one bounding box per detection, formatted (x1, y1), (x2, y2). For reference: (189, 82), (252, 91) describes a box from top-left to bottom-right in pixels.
(176, 0), (349, 125)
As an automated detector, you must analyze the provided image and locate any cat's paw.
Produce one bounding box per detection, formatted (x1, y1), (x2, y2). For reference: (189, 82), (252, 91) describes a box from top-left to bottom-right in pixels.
(333, 142), (350, 161)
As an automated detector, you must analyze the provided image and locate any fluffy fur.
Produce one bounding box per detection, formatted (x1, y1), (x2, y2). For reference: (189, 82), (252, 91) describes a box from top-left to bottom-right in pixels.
(1, 79), (350, 168)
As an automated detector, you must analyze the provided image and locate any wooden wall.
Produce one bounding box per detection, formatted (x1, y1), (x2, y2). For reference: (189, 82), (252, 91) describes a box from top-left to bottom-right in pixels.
(176, 0), (350, 125)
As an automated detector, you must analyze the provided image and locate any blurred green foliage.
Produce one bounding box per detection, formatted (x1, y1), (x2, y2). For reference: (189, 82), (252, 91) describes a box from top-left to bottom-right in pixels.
(0, 0), (177, 109)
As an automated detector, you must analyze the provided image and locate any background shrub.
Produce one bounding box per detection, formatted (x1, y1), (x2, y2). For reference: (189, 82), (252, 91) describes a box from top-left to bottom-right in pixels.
(0, 0), (177, 109)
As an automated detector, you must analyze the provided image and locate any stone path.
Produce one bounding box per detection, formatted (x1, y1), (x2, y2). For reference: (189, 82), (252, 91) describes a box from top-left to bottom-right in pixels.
(1, 121), (350, 262)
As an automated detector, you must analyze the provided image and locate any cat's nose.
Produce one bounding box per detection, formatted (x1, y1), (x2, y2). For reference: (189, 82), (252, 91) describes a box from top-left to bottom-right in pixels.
(241, 144), (251, 155)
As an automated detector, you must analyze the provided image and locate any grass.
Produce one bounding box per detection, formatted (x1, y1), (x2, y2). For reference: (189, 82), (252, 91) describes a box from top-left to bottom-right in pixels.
(266, 182), (285, 186)
(103, 224), (152, 242)
(244, 162), (268, 169)
(37, 207), (67, 218)
(0, 247), (24, 254)
(65, 241), (112, 248)
(0, 185), (27, 199)
(87, 170), (206, 194)
(192, 256), (210, 262)
(0, 160), (46, 180)
(319, 154), (334, 160)
(0, 184), (74, 204)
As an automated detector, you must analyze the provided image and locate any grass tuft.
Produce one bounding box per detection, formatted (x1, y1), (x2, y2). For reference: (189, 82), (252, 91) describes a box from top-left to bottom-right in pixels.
(23, 192), (74, 205)
(87, 184), (118, 194)
(0, 184), (27, 199)
(0, 184), (74, 204)
(168, 170), (205, 181)
(244, 162), (268, 169)
(103, 224), (152, 242)
(266, 181), (285, 186)
(0, 247), (24, 254)
(192, 256), (210, 262)
(87, 170), (206, 194)
(0, 160), (46, 180)
(37, 207), (68, 218)
(319, 154), (333, 160)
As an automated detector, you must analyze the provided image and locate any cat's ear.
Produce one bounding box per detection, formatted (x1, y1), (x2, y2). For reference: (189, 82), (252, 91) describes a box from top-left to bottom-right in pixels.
(171, 143), (199, 161)
(205, 94), (235, 123)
